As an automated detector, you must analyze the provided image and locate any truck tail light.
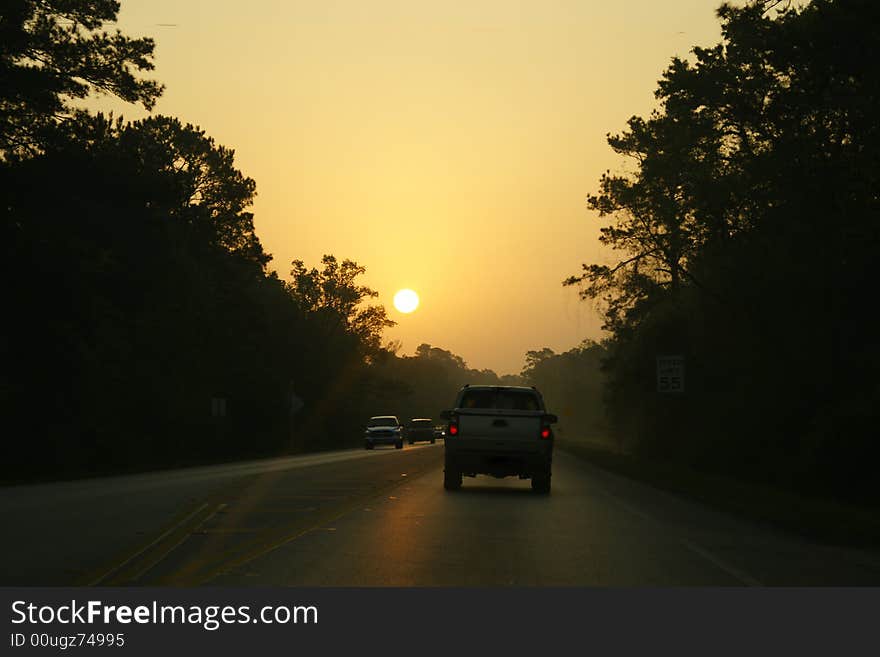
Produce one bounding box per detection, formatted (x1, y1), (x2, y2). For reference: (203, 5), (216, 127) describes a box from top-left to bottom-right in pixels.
(540, 427), (551, 439)
(448, 422), (459, 436)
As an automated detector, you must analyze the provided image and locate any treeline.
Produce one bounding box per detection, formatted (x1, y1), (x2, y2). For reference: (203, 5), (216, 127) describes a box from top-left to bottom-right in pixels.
(565, 0), (880, 504)
(0, 1), (510, 481)
(369, 344), (523, 423)
(519, 341), (609, 444)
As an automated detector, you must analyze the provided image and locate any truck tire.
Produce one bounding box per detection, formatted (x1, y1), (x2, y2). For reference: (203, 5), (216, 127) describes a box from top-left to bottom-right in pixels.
(444, 465), (462, 491)
(395, 440), (403, 449)
(531, 471), (551, 494)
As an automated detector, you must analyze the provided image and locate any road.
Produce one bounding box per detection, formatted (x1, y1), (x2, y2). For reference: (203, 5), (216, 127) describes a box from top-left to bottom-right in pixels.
(1, 443), (879, 586)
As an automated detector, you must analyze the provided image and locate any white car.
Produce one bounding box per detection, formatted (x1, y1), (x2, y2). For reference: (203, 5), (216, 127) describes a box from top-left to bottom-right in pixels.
(364, 416), (404, 449)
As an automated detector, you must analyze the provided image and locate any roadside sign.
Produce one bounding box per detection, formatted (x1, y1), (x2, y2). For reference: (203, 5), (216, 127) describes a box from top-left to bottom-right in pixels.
(290, 392), (304, 415)
(656, 355), (685, 393)
(211, 397), (227, 417)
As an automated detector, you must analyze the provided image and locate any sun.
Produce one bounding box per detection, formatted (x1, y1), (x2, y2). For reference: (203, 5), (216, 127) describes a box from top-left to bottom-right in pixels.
(393, 288), (419, 314)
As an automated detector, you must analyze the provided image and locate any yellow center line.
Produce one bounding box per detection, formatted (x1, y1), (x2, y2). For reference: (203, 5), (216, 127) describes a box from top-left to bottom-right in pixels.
(131, 504), (227, 582)
(87, 503), (209, 586)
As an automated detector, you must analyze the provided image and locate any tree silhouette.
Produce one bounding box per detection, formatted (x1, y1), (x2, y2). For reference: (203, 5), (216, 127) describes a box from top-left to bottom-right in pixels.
(288, 255), (395, 355)
(567, 0), (880, 501)
(0, 0), (162, 157)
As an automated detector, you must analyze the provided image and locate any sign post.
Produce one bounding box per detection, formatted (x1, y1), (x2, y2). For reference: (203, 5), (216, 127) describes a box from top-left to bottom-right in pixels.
(289, 392), (304, 416)
(289, 390), (305, 446)
(210, 397), (227, 418)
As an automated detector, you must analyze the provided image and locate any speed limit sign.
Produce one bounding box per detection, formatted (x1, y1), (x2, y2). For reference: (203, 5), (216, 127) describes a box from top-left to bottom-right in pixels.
(656, 355), (685, 393)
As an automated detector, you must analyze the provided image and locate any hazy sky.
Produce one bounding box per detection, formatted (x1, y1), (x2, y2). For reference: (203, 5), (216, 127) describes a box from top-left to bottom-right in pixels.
(93, 1), (723, 374)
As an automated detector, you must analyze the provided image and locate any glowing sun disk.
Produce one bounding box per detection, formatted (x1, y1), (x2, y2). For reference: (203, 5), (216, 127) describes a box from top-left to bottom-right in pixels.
(393, 289), (419, 314)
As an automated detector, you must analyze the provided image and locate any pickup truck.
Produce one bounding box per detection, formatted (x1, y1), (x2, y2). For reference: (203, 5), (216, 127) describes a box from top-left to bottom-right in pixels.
(440, 385), (557, 493)
(364, 415), (404, 449)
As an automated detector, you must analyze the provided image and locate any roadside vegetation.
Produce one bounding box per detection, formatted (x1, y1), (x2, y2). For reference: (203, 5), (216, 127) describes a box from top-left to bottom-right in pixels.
(3, 0), (877, 519)
(0, 1), (513, 482)
(560, 0), (880, 509)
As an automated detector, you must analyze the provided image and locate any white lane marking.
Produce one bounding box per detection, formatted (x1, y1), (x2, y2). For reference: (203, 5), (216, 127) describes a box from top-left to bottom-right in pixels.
(679, 538), (764, 587)
(88, 503), (209, 585)
(596, 489), (655, 523)
(592, 480), (764, 586)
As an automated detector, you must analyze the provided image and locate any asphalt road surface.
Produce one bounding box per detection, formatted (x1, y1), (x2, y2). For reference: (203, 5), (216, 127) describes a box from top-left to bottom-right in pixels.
(2, 443), (879, 586)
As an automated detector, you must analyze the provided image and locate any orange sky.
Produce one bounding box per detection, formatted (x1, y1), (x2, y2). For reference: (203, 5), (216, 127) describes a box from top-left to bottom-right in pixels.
(92, 1), (723, 374)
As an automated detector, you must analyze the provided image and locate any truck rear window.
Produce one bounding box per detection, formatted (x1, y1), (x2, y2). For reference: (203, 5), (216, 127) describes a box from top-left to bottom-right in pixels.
(458, 389), (540, 411)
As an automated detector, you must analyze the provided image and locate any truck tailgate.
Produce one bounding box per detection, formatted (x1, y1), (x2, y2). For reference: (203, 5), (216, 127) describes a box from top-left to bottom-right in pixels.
(456, 409), (543, 452)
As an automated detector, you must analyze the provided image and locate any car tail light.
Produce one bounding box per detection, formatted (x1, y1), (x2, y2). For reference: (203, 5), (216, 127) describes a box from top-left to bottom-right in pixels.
(540, 427), (551, 439)
(448, 422), (459, 436)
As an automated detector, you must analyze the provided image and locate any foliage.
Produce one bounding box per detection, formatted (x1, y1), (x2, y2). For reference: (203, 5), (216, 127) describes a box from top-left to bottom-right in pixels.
(1, 112), (285, 476)
(0, 0), (162, 157)
(288, 255), (394, 356)
(1, 0), (522, 481)
(567, 0), (880, 502)
(366, 344), (524, 424)
(520, 341), (609, 444)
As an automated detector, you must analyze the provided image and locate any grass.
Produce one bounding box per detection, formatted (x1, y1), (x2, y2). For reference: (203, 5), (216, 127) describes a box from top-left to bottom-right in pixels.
(561, 440), (880, 549)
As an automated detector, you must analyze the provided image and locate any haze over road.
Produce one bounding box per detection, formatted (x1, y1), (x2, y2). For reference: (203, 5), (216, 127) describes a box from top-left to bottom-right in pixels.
(2, 444), (878, 586)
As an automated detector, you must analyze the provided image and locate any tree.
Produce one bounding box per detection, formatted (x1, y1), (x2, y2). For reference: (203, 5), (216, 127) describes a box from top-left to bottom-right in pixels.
(119, 115), (268, 267)
(522, 348), (556, 379)
(32, 112), (270, 268)
(1, 111), (285, 476)
(569, 0), (880, 374)
(360, 343), (522, 425)
(566, 0), (880, 499)
(288, 255), (395, 355)
(521, 341), (608, 442)
(0, 0), (162, 157)
(563, 97), (730, 334)
(414, 343), (467, 371)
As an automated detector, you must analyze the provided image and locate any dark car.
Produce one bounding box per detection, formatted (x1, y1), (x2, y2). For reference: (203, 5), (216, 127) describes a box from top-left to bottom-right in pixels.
(364, 415), (403, 449)
(406, 418), (436, 444)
